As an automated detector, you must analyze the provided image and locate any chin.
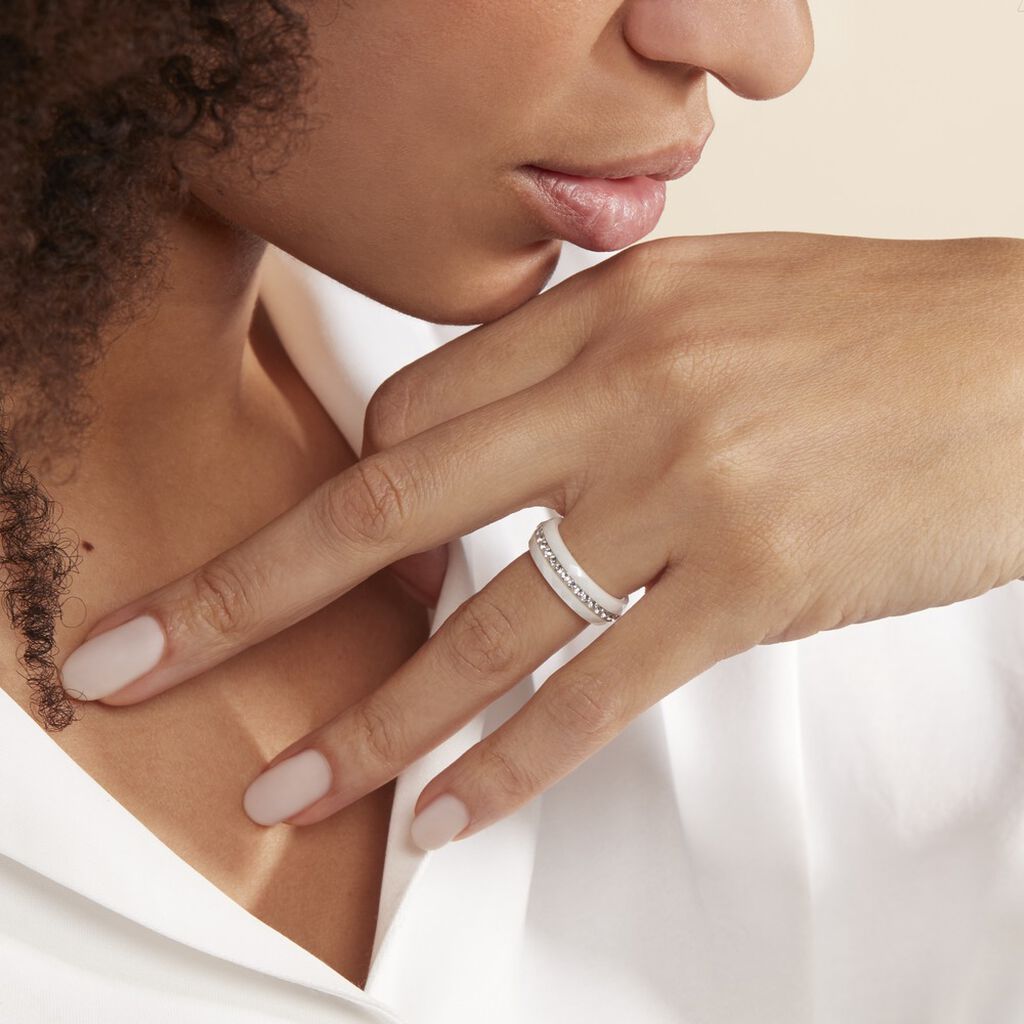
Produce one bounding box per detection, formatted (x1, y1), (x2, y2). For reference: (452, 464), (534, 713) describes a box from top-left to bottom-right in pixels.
(353, 239), (563, 327)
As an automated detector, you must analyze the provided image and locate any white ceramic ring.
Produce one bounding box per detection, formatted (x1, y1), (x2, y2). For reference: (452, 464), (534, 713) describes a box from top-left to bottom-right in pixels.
(527, 516), (630, 626)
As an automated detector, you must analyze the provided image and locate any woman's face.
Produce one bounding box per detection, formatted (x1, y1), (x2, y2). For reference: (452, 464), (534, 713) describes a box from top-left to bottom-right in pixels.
(187, 0), (814, 325)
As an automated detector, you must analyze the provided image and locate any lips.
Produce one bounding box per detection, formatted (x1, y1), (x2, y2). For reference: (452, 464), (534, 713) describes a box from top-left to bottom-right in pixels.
(516, 168), (668, 251)
(515, 132), (710, 251)
(533, 135), (711, 183)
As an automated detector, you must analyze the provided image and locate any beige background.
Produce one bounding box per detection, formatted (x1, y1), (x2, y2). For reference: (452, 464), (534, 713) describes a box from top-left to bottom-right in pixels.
(654, 0), (1024, 241)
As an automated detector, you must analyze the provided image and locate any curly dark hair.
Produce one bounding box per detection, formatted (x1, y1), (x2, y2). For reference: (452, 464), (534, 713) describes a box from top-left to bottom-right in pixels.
(0, 0), (316, 731)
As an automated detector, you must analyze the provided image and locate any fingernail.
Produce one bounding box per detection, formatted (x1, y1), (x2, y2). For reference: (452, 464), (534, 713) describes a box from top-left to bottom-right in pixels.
(410, 793), (471, 851)
(243, 749), (333, 826)
(61, 614), (166, 701)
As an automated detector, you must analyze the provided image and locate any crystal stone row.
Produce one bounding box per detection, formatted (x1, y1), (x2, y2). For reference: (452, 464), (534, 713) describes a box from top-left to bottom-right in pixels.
(533, 525), (619, 623)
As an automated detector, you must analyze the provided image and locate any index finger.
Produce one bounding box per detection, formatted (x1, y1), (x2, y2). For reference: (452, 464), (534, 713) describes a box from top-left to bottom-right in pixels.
(58, 375), (579, 706)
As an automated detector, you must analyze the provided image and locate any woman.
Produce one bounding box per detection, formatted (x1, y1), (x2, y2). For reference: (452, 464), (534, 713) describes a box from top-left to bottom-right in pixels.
(3, 1), (1024, 1021)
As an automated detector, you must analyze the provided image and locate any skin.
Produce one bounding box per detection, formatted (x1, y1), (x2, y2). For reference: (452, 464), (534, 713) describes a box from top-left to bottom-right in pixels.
(47, 1), (1023, 866)
(61, 229), (1024, 853)
(3, 0), (814, 984)
(2, 205), (433, 986)
(184, 0), (812, 324)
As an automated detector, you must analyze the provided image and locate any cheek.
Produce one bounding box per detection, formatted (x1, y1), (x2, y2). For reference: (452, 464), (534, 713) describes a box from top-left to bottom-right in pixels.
(188, 138), (563, 326)
(308, 0), (589, 171)
(189, 0), (593, 322)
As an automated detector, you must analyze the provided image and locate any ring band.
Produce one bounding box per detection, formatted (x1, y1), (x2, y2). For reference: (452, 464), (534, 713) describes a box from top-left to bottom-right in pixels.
(528, 516), (630, 626)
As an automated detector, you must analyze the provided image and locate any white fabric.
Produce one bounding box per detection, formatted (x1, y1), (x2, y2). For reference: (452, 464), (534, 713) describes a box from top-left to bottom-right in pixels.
(2, 240), (1024, 1023)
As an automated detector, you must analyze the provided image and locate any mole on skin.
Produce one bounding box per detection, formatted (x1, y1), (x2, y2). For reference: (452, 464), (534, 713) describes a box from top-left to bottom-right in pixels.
(82, 541), (94, 552)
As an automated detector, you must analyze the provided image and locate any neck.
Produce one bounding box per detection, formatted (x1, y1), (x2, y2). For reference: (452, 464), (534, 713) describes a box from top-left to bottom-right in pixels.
(13, 196), (316, 508)
(16, 195), (348, 570)
(80, 200), (272, 463)
(0, 195), (362, 729)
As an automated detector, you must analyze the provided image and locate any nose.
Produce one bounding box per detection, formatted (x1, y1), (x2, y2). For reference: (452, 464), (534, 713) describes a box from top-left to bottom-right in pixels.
(621, 0), (814, 100)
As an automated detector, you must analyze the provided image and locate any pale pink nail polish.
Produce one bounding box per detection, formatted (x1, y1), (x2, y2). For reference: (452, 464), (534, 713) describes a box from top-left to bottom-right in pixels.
(243, 749), (333, 826)
(61, 615), (166, 701)
(410, 793), (471, 851)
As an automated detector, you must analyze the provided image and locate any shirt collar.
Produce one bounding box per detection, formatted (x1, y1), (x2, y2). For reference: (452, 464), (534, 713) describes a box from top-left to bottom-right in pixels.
(0, 241), (610, 1019)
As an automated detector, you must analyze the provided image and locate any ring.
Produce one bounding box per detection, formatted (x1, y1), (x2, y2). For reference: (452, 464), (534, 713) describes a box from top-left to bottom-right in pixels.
(528, 515), (630, 626)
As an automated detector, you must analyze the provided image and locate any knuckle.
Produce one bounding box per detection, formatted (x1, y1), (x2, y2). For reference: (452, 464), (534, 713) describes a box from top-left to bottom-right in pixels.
(352, 698), (404, 774)
(443, 595), (519, 684)
(543, 669), (625, 739)
(700, 429), (757, 501)
(741, 493), (804, 570)
(608, 236), (715, 302)
(653, 331), (734, 402)
(603, 240), (675, 312)
(729, 508), (807, 607)
(614, 236), (675, 277)
(319, 454), (415, 549)
(479, 744), (538, 803)
(692, 406), (778, 513)
(187, 562), (257, 642)
(363, 372), (414, 454)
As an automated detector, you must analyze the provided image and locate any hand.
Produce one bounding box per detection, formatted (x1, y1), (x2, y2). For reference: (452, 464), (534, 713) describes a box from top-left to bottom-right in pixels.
(58, 232), (1024, 848)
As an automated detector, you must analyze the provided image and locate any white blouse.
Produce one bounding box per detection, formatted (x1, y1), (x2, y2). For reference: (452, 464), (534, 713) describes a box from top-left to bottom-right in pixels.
(2, 241), (1024, 1023)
